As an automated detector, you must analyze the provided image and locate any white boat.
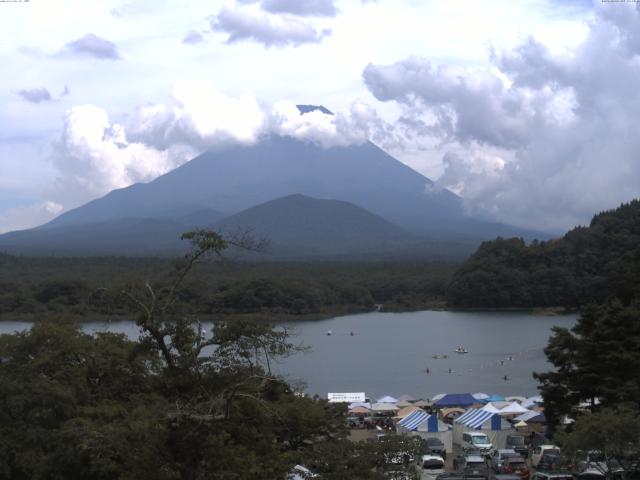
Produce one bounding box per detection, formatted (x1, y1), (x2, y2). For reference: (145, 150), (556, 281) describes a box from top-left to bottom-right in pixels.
(455, 346), (469, 354)
(327, 330), (332, 336)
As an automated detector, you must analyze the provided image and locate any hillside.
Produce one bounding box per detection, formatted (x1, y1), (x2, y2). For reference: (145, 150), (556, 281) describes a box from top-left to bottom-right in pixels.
(214, 194), (421, 257)
(0, 194), (475, 259)
(37, 134), (542, 241)
(446, 200), (640, 308)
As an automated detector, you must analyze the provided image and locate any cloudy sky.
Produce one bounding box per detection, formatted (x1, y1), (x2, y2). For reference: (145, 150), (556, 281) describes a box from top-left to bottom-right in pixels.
(1, 0), (639, 234)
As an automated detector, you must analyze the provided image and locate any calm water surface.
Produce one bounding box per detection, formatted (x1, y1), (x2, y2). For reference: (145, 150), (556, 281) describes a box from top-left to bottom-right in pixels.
(1, 310), (575, 400)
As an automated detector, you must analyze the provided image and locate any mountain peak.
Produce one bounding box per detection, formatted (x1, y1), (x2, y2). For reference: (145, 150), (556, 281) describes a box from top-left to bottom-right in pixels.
(296, 104), (333, 115)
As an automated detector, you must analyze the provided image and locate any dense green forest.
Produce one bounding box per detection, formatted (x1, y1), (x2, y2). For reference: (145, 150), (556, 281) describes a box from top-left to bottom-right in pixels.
(0, 253), (455, 321)
(447, 200), (640, 308)
(0, 230), (430, 479)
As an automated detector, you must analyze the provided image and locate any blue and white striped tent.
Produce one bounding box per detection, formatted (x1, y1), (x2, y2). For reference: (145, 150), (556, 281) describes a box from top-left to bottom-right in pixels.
(453, 408), (514, 450)
(399, 410), (433, 431)
(455, 408), (503, 430)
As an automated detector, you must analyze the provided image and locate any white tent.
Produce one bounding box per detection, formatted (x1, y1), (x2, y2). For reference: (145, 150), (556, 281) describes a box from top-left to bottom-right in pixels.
(514, 410), (539, 422)
(522, 395), (543, 409)
(348, 402), (371, 410)
(452, 408), (515, 450)
(500, 402), (531, 415)
(481, 403), (503, 414)
(371, 402), (400, 412)
(377, 395), (399, 404)
(505, 396), (527, 404)
(473, 392), (490, 401)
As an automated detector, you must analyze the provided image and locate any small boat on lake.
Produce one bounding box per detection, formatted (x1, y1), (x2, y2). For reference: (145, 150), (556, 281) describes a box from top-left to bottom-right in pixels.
(455, 346), (469, 354)
(327, 330), (332, 336)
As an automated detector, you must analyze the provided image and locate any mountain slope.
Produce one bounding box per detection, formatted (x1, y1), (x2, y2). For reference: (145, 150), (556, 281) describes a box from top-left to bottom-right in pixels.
(39, 134), (538, 240)
(214, 194), (419, 257)
(446, 200), (640, 308)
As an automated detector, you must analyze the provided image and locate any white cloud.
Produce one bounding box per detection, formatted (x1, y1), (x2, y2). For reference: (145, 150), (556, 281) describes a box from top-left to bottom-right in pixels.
(210, 4), (330, 47)
(49, 105), (188, 209)
(363, 2), (640, 231)
(0, 201), (63, 234)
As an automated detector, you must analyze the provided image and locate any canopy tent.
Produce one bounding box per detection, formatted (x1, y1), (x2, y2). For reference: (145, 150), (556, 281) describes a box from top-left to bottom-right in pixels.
(527, 412), (546, 423)
(396, 400), (414, 408)
(453, 408), (514, 450)
(473, 393), (490, 401)
(396, 406), (423, 419)
(500, 402), (531, 415)
(349, 406), (371, 414)
(348, 402), (371, 410)
(431, 393), (446, 402)
(506, 396), (527, 404)
(440, 407), (466, 420)
(398, 394), (417, 402)
(376, 395), (399, 404)
(397, 410), (453, 452)
(371, 402), (400, 412)
(515, 420), (528, 428)
(481, 403), (503, 414)
(485, 394), (506, 403)
(522, 395), (543, 409)
(434, 393), (477, 408)
(413, 400), (432, 408)
(514, 410), (540, 422)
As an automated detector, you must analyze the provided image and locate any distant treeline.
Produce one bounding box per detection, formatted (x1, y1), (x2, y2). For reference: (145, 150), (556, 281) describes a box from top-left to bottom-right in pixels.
(0, 255), (455, 320)
(447, 200), (640, 308)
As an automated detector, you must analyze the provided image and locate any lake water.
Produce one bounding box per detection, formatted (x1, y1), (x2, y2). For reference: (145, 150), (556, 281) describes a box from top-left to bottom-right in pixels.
(0, 310), (576, 400)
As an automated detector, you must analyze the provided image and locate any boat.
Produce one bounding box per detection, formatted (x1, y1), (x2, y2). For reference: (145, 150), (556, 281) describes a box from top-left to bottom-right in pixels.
(455, 346), (469, 354)
(327, 330), (332, 336)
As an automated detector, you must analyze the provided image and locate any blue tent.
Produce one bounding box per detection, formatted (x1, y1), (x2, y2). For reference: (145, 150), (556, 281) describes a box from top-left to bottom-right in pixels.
(434, 393), (477, 408)
(527, 412), (546, 423)
(484, 394), (506, 403)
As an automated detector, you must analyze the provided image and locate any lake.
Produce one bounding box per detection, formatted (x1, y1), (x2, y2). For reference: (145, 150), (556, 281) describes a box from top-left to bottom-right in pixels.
(0, 310), (576, 400)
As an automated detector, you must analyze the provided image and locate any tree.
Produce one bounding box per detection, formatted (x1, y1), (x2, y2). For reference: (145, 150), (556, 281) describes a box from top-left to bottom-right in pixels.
(0, 230), (347, 479)
(555, 407), (640, 478)
(535, 298), (640, 432)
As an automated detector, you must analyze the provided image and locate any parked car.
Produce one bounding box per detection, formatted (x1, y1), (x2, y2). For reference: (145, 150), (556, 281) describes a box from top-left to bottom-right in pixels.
(499, 457), (530, 480)
(416, 455), (445, 480)
(531, 472), (573, 480)
(506, 435), (529, 458)
(538, 453), (571, 472)
(492, 475), (523, 480)
(425, 437), (447, 460)
(531, 446), (561, 468)
(462, 432), (494, 455)
(489, 449), (520, 471)
(454, 453), (488, 472)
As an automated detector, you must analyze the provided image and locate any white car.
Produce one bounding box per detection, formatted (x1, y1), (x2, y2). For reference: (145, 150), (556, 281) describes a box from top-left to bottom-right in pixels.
(531, 445), (561, 468)
(416, 455), (445, 480)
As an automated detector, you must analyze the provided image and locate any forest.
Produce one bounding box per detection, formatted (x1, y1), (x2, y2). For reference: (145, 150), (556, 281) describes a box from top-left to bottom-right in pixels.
(0, 253), (455, 321)
(446, 200), (640, 309)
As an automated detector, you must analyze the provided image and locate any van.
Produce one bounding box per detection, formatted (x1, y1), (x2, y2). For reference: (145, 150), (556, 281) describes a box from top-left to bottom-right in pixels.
(531, 445), (560, 468)
(461, 432), (493, 454)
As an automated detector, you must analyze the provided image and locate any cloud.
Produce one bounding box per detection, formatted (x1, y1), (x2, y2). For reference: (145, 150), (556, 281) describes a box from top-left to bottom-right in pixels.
(17, 88), (53, 104)
(183, 30), (205, 44)
(49, 104), (190, 210)
(261, 0), (338, 17)
(63, 34), (120, 60)
(362, 2), (640, 231)
(0, 201), (63, 234)
(210, 4), (330, 47)
(128, 79), (394, 150)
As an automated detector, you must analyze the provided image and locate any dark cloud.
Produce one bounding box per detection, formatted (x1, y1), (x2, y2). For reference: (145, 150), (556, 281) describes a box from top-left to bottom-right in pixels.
(261, 0), (338, 17)
(362, 3), (640, 231)
(63, 34), (120, 60)
(211, 6), (330, 47)
(17, 88), (52, 103)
